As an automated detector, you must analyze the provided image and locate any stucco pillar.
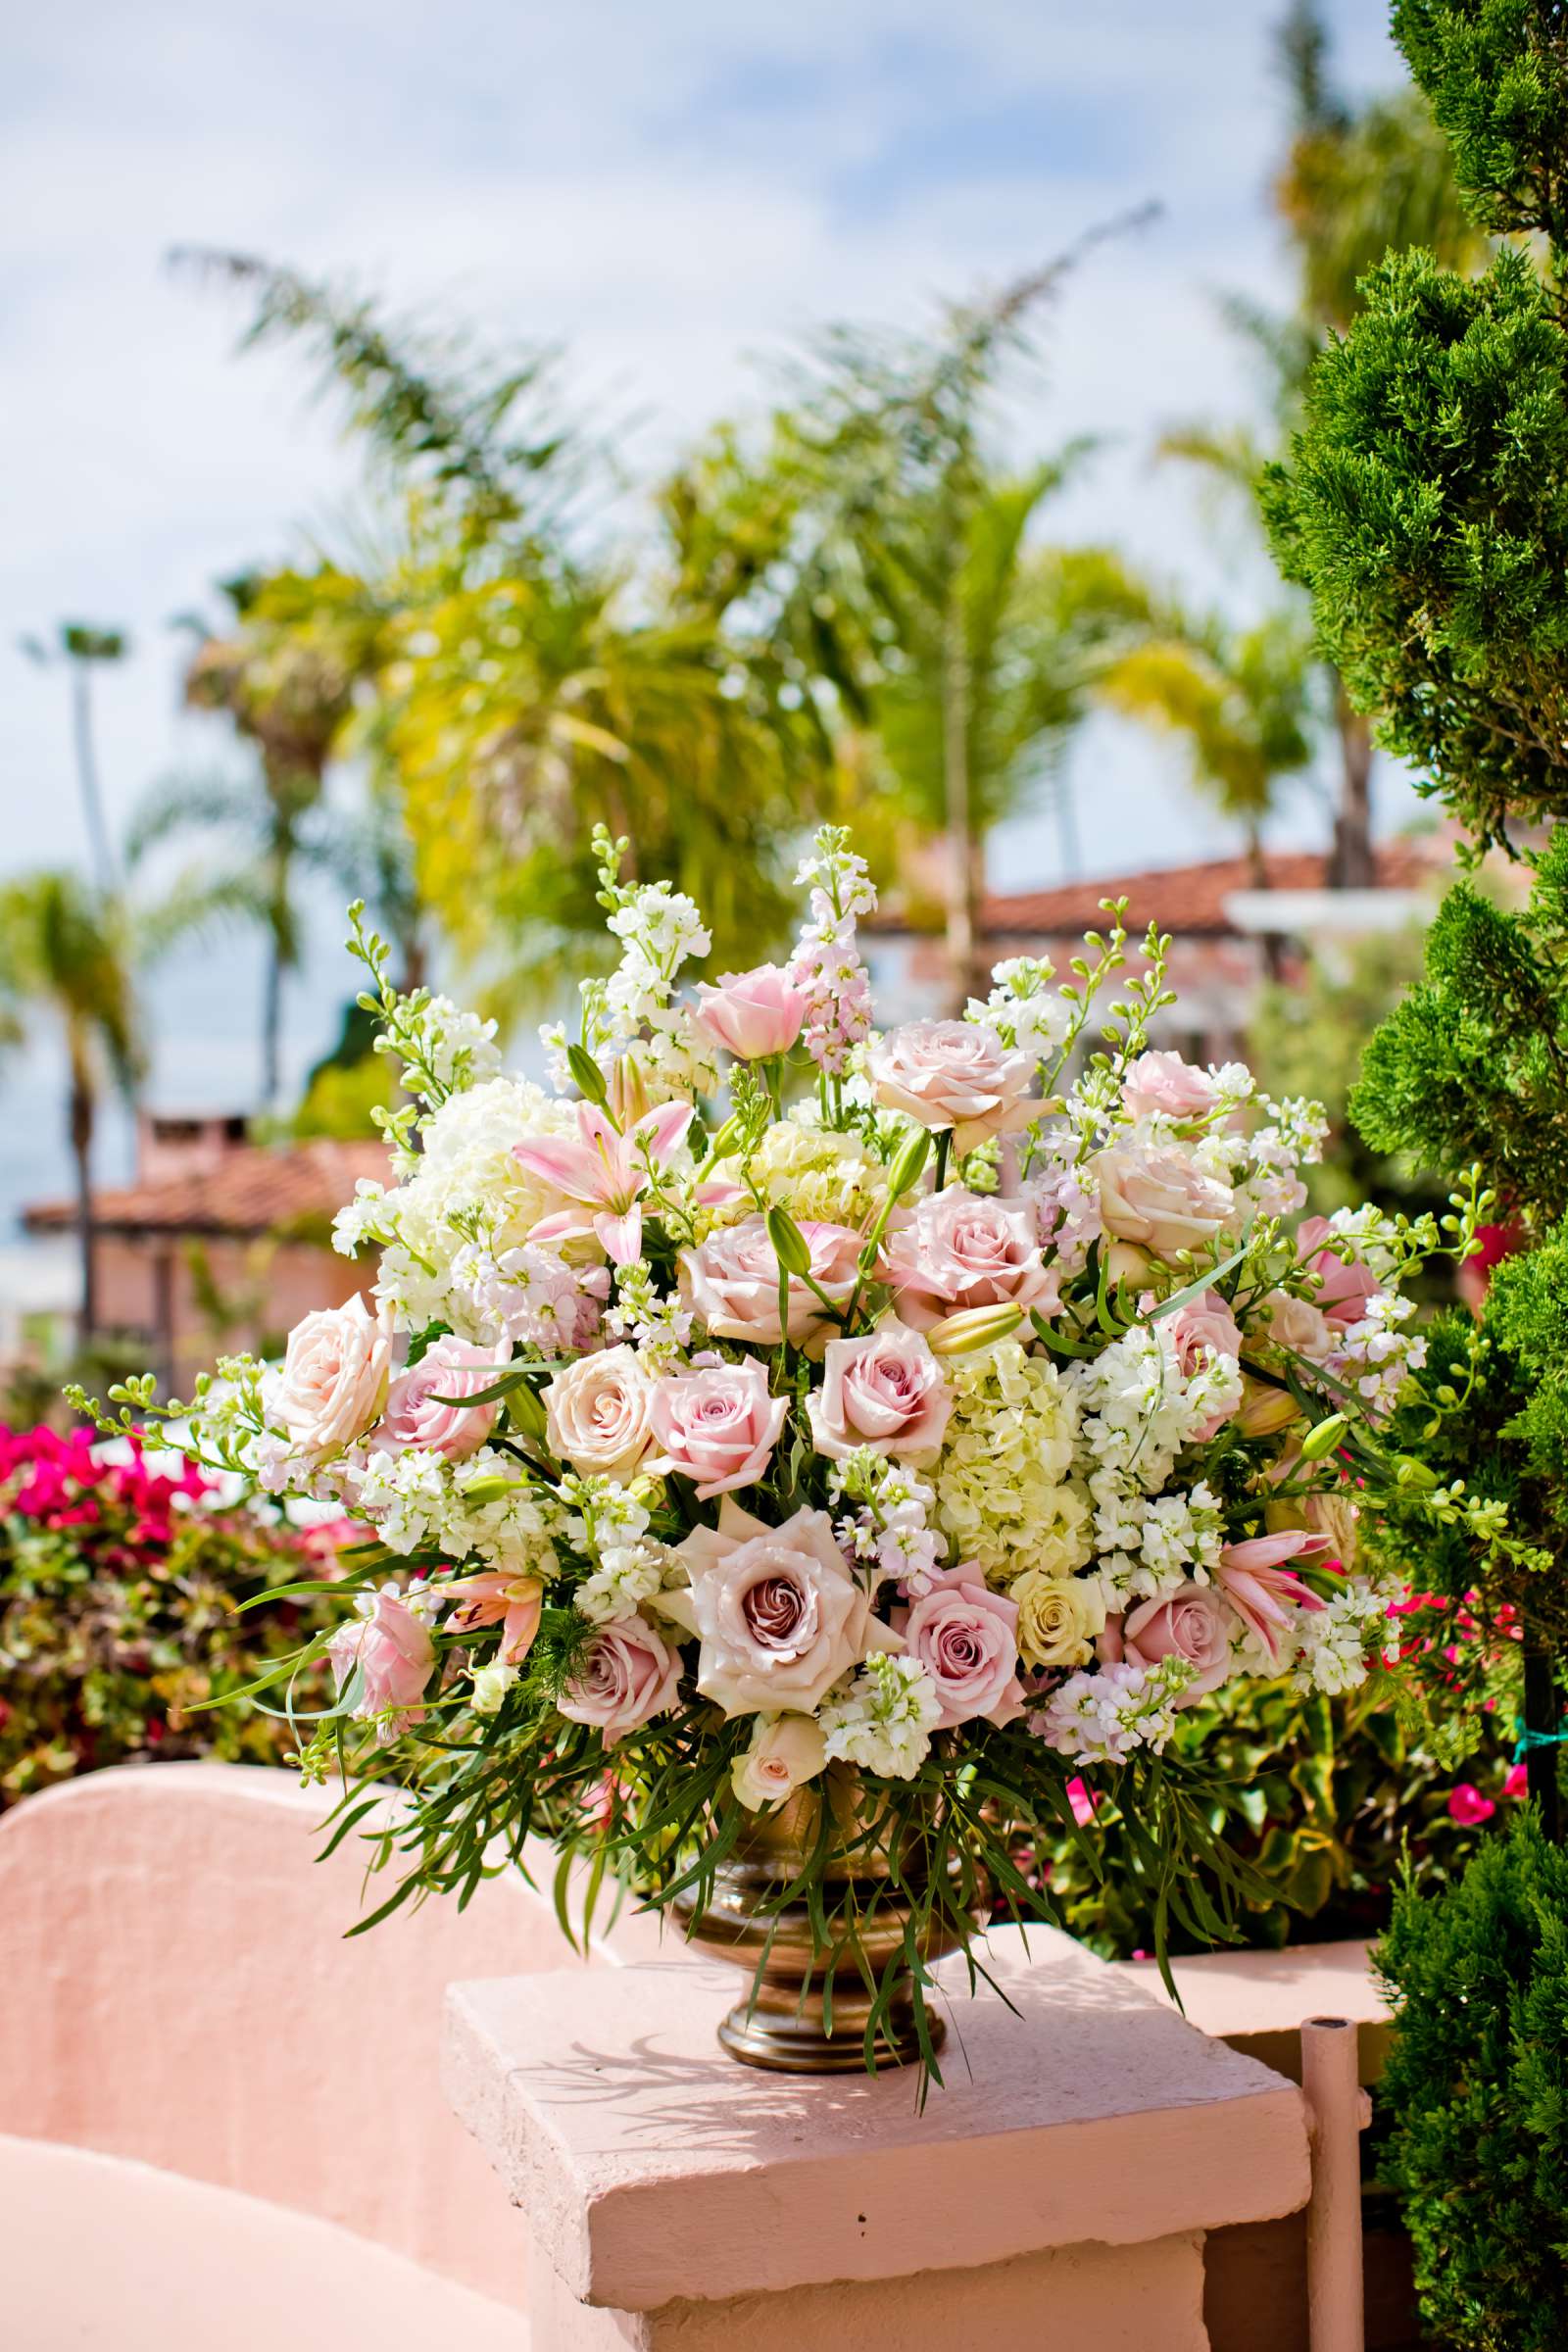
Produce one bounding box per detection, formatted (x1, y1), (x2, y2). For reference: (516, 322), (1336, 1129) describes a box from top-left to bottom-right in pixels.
(444, 1924), (1312, 2349)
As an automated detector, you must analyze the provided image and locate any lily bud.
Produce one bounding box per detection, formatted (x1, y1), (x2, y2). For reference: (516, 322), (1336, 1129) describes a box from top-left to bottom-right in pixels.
(566, 1043), (611, 1110)
(764, 1204), (813, 1279)
(605, 1052), (652, 1129)
(457, 1474), (523, 1507)
(1235, 1376), (1301, 1438)
(885, 1126), (931, 1200)
(1299, 1411), (1349, 1462)
(926, 1301), (1025, 1357)
(506, 1384), (549, 1444)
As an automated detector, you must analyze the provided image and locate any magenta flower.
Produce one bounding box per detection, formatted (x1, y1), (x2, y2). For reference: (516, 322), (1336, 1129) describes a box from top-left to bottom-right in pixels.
(1214, 1532), (1332, 1664)
(514, 1099), (693, 1265)
(1446, 1782), (1497, 1827)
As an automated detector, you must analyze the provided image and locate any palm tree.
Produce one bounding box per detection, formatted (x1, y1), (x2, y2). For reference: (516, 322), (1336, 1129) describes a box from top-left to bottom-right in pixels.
(0, 873), (142, 1345)
(133, 574), (362, 1107)
(1099, 609), (1320, 888)
(1159, 1), (1484, 889)
(19, 622), (129, 897)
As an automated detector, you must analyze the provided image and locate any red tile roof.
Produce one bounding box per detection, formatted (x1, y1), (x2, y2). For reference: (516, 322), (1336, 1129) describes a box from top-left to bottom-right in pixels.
(24, 1140), (389, 1240)
(870, 845), (1434, 942)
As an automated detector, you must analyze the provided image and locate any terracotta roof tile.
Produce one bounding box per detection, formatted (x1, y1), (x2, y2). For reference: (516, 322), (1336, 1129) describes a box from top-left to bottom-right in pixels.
(975, 846), (1430, 940)
(24, 1140), (389, 1239)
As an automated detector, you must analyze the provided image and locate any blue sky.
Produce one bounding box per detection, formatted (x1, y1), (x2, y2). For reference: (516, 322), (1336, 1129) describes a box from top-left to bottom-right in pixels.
(0, 0), (1413, 1231)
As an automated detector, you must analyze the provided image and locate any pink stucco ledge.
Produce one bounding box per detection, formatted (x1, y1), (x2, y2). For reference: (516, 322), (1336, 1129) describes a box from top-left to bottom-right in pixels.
(444, 1922), (1312, 2318)
(1123, 1936), (1392, 2083)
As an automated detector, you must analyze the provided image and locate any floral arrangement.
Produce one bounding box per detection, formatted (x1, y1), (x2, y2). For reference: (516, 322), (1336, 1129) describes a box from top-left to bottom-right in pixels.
(0, 1422), (339, 1802)
(78, 827), (1484, 2065)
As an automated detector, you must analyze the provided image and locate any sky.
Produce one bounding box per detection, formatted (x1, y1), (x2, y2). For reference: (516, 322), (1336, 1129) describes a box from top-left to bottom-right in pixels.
(0, 0), (1415, 1243)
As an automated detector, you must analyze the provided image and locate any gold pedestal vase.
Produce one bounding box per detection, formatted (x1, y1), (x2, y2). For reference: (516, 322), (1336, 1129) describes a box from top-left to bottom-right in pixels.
(673, 1766), (981, 2074)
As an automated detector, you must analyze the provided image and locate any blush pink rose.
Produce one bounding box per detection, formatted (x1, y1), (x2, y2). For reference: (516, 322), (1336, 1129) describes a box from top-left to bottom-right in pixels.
(662, 1495), (896, 1715)
(557, 1615), (682, 1745)
(1265, 1290), (1335, 1361)
(881, 1187), (1056, 1330)
(1297, 1216), (1381, 1326)
(677, 1215), (861, 1350)
(902, 1566), (1024, 1729)
(1161, 1288), (1245, 1440)
(272, 1295), (392, 1457)
(868, 1020), (1036, 1155)
(1093, 1144), (1235, 1258)
(649, 1358), (788, 1499)
(1100, 1582), (1235, 1701)
(693, 963), (808, 1060)
(374, 1336), (510, 1462)
(807, 1320), (953, 1460)
(1121, 1050), (1218, 1123)
(326, 1589), (436, 1743)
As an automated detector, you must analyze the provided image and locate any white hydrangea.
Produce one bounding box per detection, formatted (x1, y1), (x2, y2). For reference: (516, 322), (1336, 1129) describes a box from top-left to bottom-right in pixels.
(934, 1342), (1089, 1584)
(820, 1654), (942, 1780)
(694, 1117), (883, 1239)
(1030, 1655), (1196, 1764)
(368, 1075), (582, 1334)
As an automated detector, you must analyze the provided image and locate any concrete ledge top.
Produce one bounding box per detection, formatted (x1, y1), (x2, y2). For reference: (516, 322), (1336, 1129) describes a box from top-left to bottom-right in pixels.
(443, 1924), (1311, 2312)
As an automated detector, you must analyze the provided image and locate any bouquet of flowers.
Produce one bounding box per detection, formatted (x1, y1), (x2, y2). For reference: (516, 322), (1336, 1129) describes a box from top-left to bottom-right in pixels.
(79, 826), (1482, 2077)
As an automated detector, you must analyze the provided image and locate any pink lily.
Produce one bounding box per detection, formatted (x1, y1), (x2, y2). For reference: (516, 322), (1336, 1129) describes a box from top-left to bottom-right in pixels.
(445, 1569), (546, 1665)
(1215, 1532), (1331, 1664)
(514, 1099), (694, 1265)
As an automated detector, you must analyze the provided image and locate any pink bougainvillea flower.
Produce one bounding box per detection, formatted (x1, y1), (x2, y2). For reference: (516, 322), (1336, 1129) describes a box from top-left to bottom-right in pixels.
(1214, 1532), (1332, 1664)
(1446, 1783), (1497, 1827)
(514, 1099), (694, 1266)
(1065, 1775), (1100, 1828)
(1504, 1763), (1530, 1800)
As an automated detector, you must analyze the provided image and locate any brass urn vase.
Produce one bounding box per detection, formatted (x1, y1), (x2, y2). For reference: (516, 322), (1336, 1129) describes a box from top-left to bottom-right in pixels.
(673, 1765), (979, 2074)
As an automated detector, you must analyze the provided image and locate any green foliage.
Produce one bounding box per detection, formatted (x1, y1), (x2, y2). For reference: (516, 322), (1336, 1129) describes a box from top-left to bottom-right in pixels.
(1265, 243), (1568, 849)
(1393, 0), (1568, 245)
(1351, 833), (1568, 1222)
(1488, 1221), (1568, 1481)
(1376, 1807), (1568, 2348)
(1046, 1661), (1517, 1957)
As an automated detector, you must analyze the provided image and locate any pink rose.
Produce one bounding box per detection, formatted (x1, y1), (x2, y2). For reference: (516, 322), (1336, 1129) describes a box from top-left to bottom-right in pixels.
(1093, 1143), (1235, 1258)
(1297, 1217), (1381, 1327)
(693, 963), (808, 1060)
(649, 1358), (788, 1499)
(1162, 1287), (1244, 1441)
(807, 1320), (953, 1460)
(662, 1495), (896, 1715)
(558, 1614), (682, 1746)
(1101, 1582), (1235, 1701)
(881, 1187), (1056, 1330)
(869, 1020), (1036, 1156)
(1121, 1051), (1218, 1123)
(1265, 1290), (1335, 1361)
(271, 1295), (392, 1457)
(903, 1566), (1024, 1729)
(677, 1215), (861, 1350)
(327, 1589), (435, 1743)
(373, 1336), (510, 1462)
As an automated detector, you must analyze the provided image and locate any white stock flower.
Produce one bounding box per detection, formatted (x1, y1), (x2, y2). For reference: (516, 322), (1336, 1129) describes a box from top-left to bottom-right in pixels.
(819, 1655), (942, 1780)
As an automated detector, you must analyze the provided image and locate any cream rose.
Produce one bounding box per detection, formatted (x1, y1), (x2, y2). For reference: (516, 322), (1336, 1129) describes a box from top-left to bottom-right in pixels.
(677, 1215), (861, 1350)
(1010, 1569), (1104, 1670)
(868, 1019), (1036, 1156)
(271, 1295), (392, 1457)
(1265, 1290), (1335, 1361)
(807, 1320), (953, 1461)
(732, 1714), (829, 1810)
(661, 1495), (897, 1715)
(1093, 1144), (1235, 1258)
(543, 1345), (655, 1481)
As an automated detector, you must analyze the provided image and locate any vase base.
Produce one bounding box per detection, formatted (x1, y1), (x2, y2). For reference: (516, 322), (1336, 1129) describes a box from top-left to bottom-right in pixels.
(714, 1990), (944, 2075)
